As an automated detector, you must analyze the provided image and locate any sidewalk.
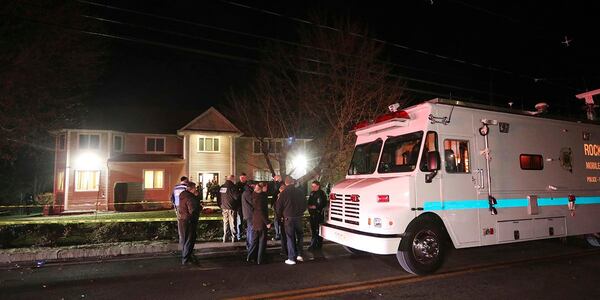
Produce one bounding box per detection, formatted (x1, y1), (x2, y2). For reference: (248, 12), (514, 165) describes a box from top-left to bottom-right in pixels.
(0, 238), (313, 265)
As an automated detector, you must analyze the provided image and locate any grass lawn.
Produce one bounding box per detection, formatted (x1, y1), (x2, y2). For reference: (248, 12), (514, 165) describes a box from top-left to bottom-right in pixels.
(0, 209), (224, 225)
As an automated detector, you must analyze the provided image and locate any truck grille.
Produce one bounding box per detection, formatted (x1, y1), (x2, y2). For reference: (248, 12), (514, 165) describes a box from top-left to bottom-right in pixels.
(329, 194), (360, 226)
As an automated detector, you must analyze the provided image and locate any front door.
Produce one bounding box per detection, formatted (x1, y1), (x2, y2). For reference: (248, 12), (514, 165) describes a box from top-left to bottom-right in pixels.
(440, 134), (481, 246)
(198, 172), (219, 199)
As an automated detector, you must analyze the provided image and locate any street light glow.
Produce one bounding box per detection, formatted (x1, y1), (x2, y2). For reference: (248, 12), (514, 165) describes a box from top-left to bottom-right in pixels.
(74, 152), (102, 170)
(291, 153), (307, 178)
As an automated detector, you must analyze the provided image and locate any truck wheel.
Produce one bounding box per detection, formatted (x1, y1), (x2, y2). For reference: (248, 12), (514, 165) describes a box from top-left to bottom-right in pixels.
(396, 219), (445, 275)
(343, 245), (366, 255)
(585, 233), (600, 247)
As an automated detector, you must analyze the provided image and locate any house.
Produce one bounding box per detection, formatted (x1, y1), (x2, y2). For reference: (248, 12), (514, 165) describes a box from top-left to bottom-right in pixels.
(52, 107), (311, 212)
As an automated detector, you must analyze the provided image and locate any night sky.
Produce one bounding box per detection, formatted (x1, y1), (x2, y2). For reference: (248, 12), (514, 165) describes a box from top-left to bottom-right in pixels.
(79, 0), (600, 133)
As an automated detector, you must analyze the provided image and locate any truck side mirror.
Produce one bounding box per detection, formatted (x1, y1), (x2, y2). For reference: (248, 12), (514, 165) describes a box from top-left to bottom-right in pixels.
(427, 151), (441, 172)
(425, 151), (441, 183)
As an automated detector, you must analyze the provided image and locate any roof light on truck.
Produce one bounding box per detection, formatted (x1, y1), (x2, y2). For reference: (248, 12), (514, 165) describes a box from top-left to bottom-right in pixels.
(350, 194), (360, 202)
(375, 110), (411, 123)
(329, 193), (337, 201)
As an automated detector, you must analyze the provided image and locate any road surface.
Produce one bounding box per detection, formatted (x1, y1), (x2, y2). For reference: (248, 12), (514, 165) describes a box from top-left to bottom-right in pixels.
(1, 238), (599, 299)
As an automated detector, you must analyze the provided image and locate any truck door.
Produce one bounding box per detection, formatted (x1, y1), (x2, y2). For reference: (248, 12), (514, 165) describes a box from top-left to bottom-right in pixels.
(440, 134), (481, 246)
(416, 131), (441, 214)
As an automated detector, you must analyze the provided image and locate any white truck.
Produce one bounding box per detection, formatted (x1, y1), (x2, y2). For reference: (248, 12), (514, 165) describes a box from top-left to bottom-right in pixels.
(320, 98), (600, 275)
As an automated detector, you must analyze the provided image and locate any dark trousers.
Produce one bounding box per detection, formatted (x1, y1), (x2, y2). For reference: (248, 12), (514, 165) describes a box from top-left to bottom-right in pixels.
(279, 218), (288, 255)
(178, 218), (198, 264)
(247, 229), (267, 264)
(245, 221), (254, 251)
(284, 217), (304, 261)
(309, 214), (324, 249)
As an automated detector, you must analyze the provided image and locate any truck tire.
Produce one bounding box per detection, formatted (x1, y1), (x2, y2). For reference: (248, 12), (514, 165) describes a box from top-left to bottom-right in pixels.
(343, 245), (366, 255)
(585, 233), (600, 247)
(396, 218), (445, 275)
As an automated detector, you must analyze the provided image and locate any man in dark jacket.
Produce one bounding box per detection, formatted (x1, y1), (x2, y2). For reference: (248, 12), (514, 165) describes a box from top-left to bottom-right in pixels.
(307, 180), (328, 250)
(219, 175), (239, 243)
(276, 176), (307, 265)
(178, 182), (202, 265)
(268, 175), (284, 240)
(234, 173), (248, 241)
(241, 181), (255, 250)
(247, 183), (271, 264)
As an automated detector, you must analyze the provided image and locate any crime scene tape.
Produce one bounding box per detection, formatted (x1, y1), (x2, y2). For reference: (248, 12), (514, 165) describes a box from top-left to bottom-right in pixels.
(0, 215), (224, 225)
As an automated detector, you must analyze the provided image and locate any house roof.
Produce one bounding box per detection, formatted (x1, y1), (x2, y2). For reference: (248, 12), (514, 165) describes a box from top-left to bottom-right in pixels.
(178, 107), (241, 134)
(108, 154), (184, 163)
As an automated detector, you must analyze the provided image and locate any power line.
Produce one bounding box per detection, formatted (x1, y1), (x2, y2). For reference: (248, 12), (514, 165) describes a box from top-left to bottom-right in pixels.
(75, 0), (487, 83)
(9, 12), (454, 99)
(79, 13), (514, 98)
(219, 0), (583, 93)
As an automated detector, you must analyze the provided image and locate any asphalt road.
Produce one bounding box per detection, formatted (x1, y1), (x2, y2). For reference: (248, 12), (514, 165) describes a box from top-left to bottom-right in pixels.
(1, 238), (599, 300)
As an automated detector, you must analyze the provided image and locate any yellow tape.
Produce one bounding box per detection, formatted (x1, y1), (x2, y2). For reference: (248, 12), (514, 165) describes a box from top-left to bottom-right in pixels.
(0, 215), (225, 225)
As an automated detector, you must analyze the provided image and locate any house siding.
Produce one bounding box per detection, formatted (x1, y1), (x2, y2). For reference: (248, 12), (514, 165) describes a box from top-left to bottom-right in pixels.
(187, 134), (233, 184)
(107, 162), (184, 211)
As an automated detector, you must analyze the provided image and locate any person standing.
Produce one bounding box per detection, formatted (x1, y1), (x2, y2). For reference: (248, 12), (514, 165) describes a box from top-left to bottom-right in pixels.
(219, 175), (239, 243)
(178, 182), (202, 265)
(276, 176), (307, 265)
(241, 181), (255, 251)
(269, 175), (284, 240)
(247, 183), (271, 264)
(307, 180), (327, 250)
(275, 183), (288, 257)
(235, 173), (248, 241)
(171, 176), (189, 240)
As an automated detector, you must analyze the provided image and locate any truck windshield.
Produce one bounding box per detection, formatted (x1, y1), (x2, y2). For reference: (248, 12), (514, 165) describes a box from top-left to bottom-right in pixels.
(347, 139), (383, 175)
(378, 131), (424, 173)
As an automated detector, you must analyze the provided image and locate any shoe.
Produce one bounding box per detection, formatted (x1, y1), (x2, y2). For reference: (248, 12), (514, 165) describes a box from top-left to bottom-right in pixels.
(296, 256), (304, 262)
(285, 259), (296, 265)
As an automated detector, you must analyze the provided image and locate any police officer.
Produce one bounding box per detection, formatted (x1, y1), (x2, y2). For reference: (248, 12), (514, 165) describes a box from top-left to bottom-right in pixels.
(219, 175), (239, 243)
(178, 182), (202, 265)
(276, 176), (307, 265)
(307, 180), (327, 250)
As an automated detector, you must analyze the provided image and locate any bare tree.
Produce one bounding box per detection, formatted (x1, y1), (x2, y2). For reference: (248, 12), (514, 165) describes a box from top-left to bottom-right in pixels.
(0, 1), (106, 161)
(227, 16), (407, 184)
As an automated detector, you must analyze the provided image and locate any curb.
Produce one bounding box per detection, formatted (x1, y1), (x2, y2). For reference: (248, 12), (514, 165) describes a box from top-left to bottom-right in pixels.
(0, 239), (315, 265)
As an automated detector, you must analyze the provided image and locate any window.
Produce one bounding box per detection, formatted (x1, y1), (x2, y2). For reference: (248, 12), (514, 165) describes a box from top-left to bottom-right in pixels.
(254, 169), (279, 181)
(253, 140), (283, 154)
(378, 132), (423, 173)
(113, 135), (123, 152)
(198, 137), (219, 152)
(420, 131), (439, 171)
(56, 171), (65, 192)
(146, 137), (165, 153)
(144, 170), (164, 189)
(444, 139), (471, 173)
(75, 170), (100, 192)
(348, 139), (383, 175)
(58, 134), (66, 151)
(520, 154), (543, 170)
(79, 134), (100, 150)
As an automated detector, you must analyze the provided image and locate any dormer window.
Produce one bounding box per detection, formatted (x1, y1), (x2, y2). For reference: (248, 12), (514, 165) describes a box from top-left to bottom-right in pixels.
(113, 135), (124, 152)
(146, 137), (165, 153)
(79, 134), (100, 150)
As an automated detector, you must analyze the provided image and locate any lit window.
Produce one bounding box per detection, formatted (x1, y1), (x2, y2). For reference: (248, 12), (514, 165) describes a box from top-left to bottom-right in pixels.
(113, 135), (123, 152)
(75, 170), (100, 192)
(146, 137), (165, 153)
(79, 134), (100, 150)
(520, 154), (543, 170)
(144, 170), (164, 189)
(57, 171), (65, 192)
(444, 139), (471, 173)
(198, 137), (220, 152)
(253, 169), (278, 181)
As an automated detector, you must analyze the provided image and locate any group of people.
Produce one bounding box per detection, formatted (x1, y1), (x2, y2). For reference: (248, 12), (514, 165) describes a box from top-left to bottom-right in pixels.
(170, 173), (328, 266)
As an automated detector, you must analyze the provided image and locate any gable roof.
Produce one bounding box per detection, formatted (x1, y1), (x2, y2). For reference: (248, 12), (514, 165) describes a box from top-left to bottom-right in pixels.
(178, 107), (241, 134)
